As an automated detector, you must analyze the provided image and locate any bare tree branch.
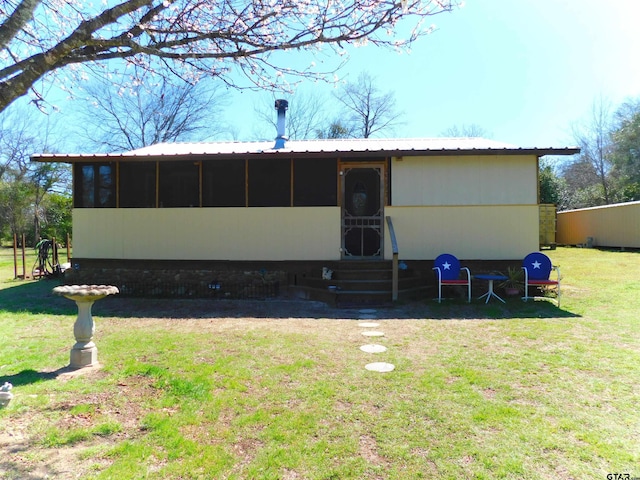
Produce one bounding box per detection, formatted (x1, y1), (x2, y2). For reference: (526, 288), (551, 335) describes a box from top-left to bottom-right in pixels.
(0, 0), (459, 114)
(74, 71), (229, 151)
(0, 0), (40, 50)
(571, 96), (614, 204)
(334, 71), (403, 138)
(253, 91), (328, 140)
(441, 124), (491, 138)
(0, 106), (69, 241)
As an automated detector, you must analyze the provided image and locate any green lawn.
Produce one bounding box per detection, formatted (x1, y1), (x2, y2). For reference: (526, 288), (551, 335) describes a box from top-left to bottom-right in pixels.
(0, 244), (70, 283)
(0, 245), (36, 282)
(0, 247), (639, 479)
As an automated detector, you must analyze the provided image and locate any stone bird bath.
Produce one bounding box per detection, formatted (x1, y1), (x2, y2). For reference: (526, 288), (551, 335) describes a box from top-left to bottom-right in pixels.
(53, 284), (119, 369)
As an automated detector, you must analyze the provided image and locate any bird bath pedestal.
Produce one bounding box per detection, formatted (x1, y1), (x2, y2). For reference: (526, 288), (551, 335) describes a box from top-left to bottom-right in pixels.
(53, 285), (119, 369)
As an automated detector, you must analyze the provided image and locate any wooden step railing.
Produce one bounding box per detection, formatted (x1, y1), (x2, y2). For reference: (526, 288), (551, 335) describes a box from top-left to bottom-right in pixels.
(385, 216), (399, 301)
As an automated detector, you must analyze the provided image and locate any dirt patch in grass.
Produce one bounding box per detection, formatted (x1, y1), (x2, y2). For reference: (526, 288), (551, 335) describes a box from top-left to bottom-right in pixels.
(359, 435), (389, 468)
(0, 373), (159, 479)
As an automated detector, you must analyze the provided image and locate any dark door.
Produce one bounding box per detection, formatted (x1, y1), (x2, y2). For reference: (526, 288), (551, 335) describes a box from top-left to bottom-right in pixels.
(341, 165), (384, 259)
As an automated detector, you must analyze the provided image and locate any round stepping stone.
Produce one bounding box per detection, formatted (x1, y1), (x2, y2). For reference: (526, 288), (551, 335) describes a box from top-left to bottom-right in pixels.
(360, 344), (387, 353)
(365, 362), (395, 372)
(361, 331), (384, 337)
(359, 309), (377, 314)
(358, 322), (380, 328)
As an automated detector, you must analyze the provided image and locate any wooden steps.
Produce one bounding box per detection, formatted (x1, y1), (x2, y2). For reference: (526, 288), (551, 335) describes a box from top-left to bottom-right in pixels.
(293, 261), (427, 307)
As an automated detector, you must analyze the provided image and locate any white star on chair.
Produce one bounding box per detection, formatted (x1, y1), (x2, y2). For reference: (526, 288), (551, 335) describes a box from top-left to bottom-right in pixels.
(442, 262), (451, 270)
(532, 261), (541, 269)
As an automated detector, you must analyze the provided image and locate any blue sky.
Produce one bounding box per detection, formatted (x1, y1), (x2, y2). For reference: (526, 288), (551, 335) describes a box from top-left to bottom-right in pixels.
(223, 0), (640, 148)
(10, 0), (639, 151)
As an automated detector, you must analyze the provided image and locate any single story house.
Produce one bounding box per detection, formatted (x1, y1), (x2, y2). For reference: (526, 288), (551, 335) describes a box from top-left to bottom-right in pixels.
(32, 122), (578, 304)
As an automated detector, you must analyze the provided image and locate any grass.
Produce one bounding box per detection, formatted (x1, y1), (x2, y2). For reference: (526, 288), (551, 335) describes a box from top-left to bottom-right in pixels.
(0, 243), (71, 283)
(0, 245), (36, 282)
(1, 247), (639, 479)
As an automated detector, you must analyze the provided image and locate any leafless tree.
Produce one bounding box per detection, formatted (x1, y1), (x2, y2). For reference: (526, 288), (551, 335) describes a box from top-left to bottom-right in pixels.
(441, 123), (491, 138)
(75, 72), (229, 151)
(252, 91), (328, 141)
(571, 97), (614, 204)
(0, 107), (43, 181)
(0, 108), (69, 241)
(316, 120), (354, 139)
(610, 97), (640, 200)
(334, 72), (403, 138)
(0, 0), (459, 115)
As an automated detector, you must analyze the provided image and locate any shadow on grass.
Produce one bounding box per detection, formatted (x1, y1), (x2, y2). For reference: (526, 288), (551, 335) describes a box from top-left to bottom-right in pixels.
(421, 297), (580, 320)
(0, 278), (72, 315)
(0, 280), (580, 320)
(0, 367), (75, 387)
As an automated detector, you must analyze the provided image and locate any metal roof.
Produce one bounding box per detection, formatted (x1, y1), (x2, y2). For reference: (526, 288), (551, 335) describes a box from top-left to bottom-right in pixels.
(128, 137), (518, 155)
(31, 137), (580, 162)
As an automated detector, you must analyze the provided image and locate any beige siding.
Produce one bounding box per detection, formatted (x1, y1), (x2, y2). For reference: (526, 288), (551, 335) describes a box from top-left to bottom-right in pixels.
(391, 155), (537, 206)
(384, 205), (539, 260)
(556, 201), (640, 248)
(73, 207), (341, 260)
(385, 154), (540, 259)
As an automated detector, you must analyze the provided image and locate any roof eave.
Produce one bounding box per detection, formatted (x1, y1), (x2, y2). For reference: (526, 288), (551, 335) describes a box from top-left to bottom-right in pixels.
(31, 146), (580, 163)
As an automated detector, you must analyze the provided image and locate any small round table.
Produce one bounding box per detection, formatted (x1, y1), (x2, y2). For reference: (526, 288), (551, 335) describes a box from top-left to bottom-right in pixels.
(474, 274), (507, 304)
(53, 285), (119, 369)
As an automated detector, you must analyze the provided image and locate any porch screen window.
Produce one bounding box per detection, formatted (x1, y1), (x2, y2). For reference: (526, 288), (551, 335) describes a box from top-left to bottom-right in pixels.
(158, 161), (200, 207)
(74, 163), (115, 208)
(119, 162), (156, 208)
(248, 158), (290, 207)
(293, 158), (337, 206)
(202, 160), (245, 207)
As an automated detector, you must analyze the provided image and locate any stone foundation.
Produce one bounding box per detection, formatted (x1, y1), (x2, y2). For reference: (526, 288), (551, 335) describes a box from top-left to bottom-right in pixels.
(63, 261), (287, 299)
(62, 258), (522, 301)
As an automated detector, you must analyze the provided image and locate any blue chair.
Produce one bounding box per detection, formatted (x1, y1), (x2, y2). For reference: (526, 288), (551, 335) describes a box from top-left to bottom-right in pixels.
(522, 252), (561, 306)
(433, 253), (471, 303)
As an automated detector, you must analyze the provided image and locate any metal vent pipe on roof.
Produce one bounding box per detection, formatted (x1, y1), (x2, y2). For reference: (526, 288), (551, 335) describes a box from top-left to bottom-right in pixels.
(274, 99), (288, 149)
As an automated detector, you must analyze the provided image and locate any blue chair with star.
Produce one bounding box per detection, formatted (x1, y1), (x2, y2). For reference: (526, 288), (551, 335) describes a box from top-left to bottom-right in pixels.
(522, 252), (561, 306)
(433, 253), (471, 303)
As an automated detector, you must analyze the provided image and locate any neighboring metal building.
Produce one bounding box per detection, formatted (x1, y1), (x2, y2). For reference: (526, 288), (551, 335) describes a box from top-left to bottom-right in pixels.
(557, 201), (640, 249)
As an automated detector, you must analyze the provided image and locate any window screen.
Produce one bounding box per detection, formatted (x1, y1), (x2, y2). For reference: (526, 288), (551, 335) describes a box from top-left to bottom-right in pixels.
(202, 159), (246, 207)
(293, 158), (337, 206)
(158, 161), (200, 207)
(248, 158), (290, 207)
(119, 162), (156, 208)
